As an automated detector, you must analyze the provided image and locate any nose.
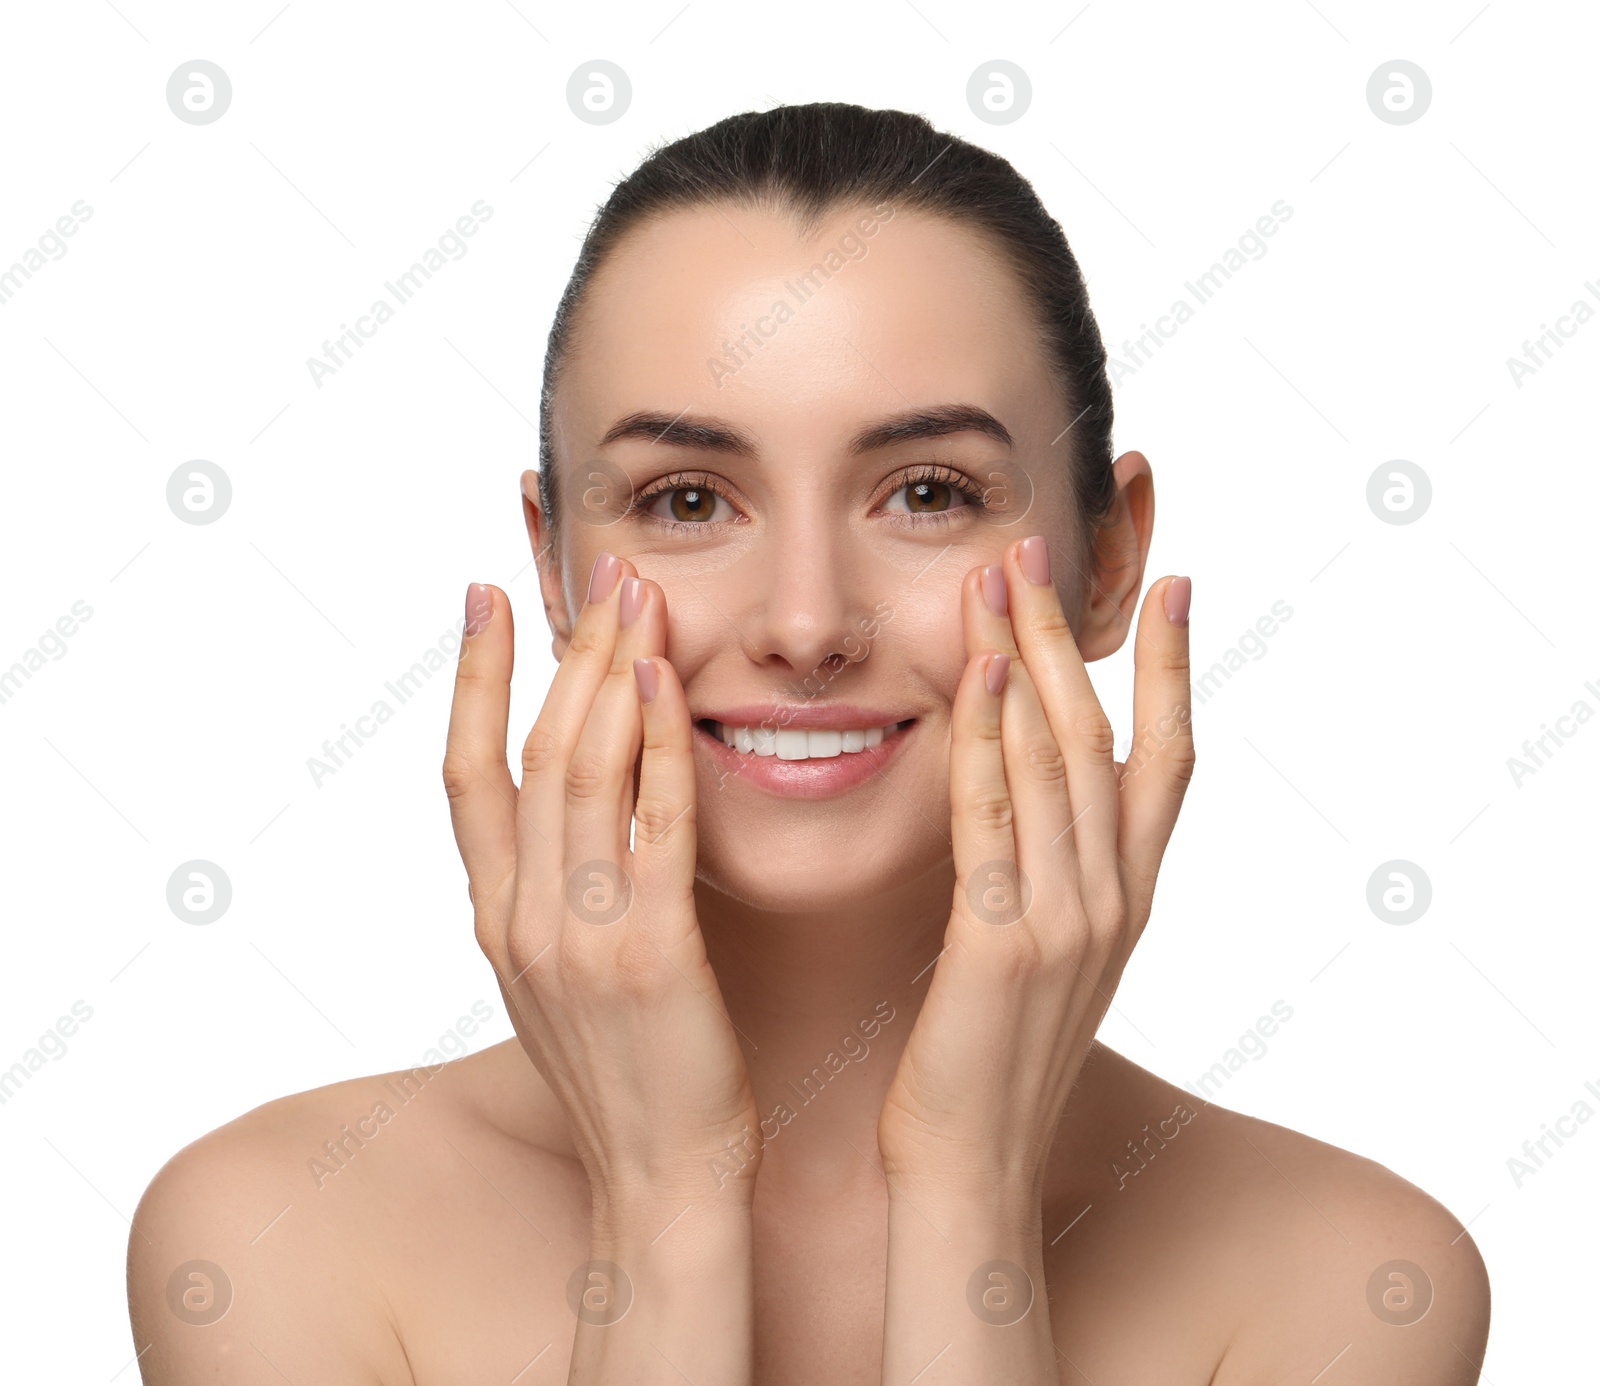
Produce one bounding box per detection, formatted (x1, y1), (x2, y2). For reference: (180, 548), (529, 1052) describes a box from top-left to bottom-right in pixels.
(733, 509), (870, 685)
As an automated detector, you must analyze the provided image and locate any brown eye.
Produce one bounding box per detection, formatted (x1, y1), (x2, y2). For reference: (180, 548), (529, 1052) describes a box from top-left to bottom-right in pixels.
(669, 487), (712, 521)
(642, 483), (734, 526)
(906, 480), (955, 513)
(885, 475), (977, 516)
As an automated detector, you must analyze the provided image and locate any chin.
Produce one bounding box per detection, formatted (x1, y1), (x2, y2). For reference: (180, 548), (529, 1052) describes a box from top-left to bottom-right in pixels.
(690, 812), (953, 920)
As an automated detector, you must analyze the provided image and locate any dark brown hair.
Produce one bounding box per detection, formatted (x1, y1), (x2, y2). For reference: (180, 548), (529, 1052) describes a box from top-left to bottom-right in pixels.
(537, 101), (1117, 560)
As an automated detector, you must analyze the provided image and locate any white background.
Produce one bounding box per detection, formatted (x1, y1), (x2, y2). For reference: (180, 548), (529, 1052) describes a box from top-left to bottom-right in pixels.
(1, 0), (1595, 1379)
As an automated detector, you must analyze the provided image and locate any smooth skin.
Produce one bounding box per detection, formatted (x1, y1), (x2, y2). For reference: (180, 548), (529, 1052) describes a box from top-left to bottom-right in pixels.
(450, 558), (763, 1381)
(127, 203), (1489, 1384)
(448, 537), (1189, 1384)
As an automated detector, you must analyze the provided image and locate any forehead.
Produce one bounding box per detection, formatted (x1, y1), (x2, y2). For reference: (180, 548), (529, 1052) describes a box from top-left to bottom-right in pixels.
(553, 202), (1062, 460)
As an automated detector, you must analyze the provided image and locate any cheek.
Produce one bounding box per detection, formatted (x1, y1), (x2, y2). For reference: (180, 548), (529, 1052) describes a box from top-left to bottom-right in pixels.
(654, 576), (728, 669)
(887, 580), (971, 698)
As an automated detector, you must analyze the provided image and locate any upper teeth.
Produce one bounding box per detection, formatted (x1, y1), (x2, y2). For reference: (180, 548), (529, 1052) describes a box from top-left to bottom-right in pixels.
(706, 721), (901, 759)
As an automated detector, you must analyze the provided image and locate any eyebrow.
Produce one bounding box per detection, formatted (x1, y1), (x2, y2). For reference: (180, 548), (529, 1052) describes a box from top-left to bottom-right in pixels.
(596, 403), (1014, 457)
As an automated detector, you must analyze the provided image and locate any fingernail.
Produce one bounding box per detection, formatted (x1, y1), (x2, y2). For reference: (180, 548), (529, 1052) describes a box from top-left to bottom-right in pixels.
(981, 564), (1008, 617)
(985, 651), (1010, 696)
(1019, 536), (1051, 586)
(465, 583), (493, 636)
(587, 552), (621, 605)
(633, 657), (659, 704)
(1164, 575), (1191, 627)
(619, 576), (644, 629)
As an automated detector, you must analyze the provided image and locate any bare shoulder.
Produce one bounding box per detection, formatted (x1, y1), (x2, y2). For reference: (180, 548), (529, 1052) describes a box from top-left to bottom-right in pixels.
(127, 1069), (416, 1383)
(1047, 1048), (1489, 1385)
(1176, 1097), (1491, 1385)
(126, 1041), (583, 1385)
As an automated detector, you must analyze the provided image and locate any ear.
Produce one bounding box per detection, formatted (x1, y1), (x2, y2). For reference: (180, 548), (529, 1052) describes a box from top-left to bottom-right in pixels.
(1074, 449), (1155, 663)
(522, 469), (574, 662)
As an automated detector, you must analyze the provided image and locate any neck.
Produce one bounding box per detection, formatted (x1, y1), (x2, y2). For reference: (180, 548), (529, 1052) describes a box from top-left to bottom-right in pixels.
(692, 860), (952, 1193)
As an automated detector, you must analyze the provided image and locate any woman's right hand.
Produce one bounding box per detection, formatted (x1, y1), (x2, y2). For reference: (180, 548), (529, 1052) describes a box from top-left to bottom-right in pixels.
(442, 554), (761, 1223)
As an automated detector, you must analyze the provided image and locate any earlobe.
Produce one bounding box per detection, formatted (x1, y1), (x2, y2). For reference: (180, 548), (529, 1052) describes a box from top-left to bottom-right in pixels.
(523, 468), (575, 659)
(542, 577), (574, 661)
(1077, 450), (1155, 663)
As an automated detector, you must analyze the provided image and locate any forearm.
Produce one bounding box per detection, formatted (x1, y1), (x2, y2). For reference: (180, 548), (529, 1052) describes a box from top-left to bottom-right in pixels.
(881, 1178), (1056, 1385)
(568, 1197), (755, 1385)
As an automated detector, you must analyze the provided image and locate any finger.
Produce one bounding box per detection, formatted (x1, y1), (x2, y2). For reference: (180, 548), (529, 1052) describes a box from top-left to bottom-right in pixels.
(628, 645), (701, 953)
(515, 551), (628, 876)
(563, 566), (662, 912)
(1003, 535), (1122, 894)
(962, 560), (1083, 901)
(950, 647), (1027, 928)
(1119, 576), (1194, 903)
(442, 583), (518, 928)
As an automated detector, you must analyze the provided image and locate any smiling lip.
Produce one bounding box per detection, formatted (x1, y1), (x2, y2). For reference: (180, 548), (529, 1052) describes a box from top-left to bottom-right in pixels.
(690, 710), (916, 800)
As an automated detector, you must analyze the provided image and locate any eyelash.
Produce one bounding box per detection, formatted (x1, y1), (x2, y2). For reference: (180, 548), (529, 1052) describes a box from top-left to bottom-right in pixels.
(626, 465), (992, 533)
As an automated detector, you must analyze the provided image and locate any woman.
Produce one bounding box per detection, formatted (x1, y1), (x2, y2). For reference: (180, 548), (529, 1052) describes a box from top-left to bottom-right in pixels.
(128, 102), (1490, 1384)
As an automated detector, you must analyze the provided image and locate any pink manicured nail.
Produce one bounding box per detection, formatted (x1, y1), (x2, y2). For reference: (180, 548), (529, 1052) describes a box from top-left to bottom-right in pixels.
(1164, 576), (1192, 627)
(981, 564), (1008, 617)
(633, 658), (659, 704)
(588, 552), (621, 605)
(619, 577), (644, 629)
(1019, 536), (1051, 586)
(985, 652), (1010, 696)
(465, 583), (492, 636)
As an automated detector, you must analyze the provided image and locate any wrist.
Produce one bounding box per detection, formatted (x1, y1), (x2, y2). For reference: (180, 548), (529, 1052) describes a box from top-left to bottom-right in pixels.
(574, 1186), (757, 1383)
(587, 1127), (764, 1223)
(590, 1191), (754, 1263)
(884, 1168), (1044, 1235)
(882, 1169), (1051, 1378)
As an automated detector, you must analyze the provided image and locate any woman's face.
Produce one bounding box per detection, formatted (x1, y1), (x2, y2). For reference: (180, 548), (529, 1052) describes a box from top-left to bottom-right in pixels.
(532, 202), (1142, 915)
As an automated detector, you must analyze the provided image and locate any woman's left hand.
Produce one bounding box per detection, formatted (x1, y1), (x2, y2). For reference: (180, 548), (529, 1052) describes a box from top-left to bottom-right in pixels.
(877, 536), (1194, 1197)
